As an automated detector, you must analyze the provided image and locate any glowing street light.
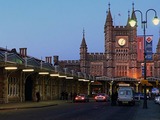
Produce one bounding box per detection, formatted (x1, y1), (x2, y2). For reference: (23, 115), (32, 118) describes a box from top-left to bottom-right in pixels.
(129, 9), (159, 109)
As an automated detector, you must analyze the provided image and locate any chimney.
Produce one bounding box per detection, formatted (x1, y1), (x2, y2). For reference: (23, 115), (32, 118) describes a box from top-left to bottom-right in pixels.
(45, 56), (52, 64)
(53, 56), (59, 66)
(19, 48), (27, 57)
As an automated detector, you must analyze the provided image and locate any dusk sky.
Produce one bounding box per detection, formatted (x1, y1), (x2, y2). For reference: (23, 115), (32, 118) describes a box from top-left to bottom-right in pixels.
(0, 0), (160, 60)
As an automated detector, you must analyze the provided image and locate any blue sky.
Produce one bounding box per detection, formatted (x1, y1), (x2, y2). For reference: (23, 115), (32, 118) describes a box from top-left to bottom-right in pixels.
(0, 0), (160, 60)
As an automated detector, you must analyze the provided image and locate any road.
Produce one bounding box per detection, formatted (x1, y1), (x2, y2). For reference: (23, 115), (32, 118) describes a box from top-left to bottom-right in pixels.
(0, 101), (140, 120)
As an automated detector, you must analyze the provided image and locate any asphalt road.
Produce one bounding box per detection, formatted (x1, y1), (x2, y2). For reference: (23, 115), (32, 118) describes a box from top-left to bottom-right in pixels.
(0, 101), (140, 120)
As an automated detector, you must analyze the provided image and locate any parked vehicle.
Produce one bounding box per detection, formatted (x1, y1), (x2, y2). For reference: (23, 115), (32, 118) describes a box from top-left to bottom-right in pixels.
(94, 93), (110, 102)
(117, 87), (135, 106)
(74, 94), (89, 102)
(154, 95), (160, 104)
(134, 92), (149, 100)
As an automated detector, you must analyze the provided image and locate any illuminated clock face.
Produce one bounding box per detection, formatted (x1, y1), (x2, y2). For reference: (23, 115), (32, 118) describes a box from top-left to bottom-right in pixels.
(118, 38), (126, 46)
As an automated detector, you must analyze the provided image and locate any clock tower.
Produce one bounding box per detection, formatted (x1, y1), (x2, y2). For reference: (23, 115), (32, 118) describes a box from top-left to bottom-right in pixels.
(104, 3), (139, 78)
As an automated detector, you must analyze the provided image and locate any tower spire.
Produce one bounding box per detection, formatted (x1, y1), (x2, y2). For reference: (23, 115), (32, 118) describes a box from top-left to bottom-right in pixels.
(108, 2), (110, 11)
(80, 28), (87, 48)
(132, 2), (134, 10)
(156, 27), (160, 54)
(126, 10), (131, 26)
(158, 28), (160, 45)
(105, 2), (113, 26)
(131, 2), (136, 21)
(159, 27), (160, 38)
(83, 28), (85, 38)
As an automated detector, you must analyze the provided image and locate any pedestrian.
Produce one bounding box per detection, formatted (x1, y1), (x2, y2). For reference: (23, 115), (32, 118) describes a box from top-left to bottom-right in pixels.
(62, 91), (65, 100)
(73, 92), (77, 102)
(114, 91), (118, 104)
(148, 91), (151, 100)
(36, 91), (40, 102)
(70, 92), (73, 100)
(111, 91), (118, 106)
(111, 92), (114, 106)
(66, 92), (68, 100)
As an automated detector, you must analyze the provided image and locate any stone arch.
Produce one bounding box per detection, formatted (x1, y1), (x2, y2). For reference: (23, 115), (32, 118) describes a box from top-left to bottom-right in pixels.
(25, 76), (33, 101)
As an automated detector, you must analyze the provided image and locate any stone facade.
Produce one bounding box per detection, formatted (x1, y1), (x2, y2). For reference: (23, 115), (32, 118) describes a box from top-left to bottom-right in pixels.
(59, 4), (160, 81)
(1, 3), (160, 104)
(57, 4), (160, 95)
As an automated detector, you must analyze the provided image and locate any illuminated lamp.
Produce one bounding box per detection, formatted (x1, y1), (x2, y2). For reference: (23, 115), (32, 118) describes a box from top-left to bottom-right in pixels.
(5, 67), (17, 70)
(39, 72), (49, 75)
(65, 76), (74, 79)
(22, 69), (34, 72)
(78, 78), (85, 81)
(50, 73), (59, 77)
(83, 79), (90, 82)
(58, 75), (67, 78)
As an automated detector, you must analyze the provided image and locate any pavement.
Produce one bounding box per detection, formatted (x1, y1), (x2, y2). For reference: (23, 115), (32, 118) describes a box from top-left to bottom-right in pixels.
(132, 100), (160, 120)
(0, 99), (159, 120)
(0, 100), (72, 110)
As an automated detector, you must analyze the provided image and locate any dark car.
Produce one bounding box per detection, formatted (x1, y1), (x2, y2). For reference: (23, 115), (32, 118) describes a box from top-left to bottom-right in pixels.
(74, 94), (89, 102)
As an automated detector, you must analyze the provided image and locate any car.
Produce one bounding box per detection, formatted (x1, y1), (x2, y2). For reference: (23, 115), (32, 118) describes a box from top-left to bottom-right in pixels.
(134, 93), (142, 100)
(74, 94), (89, 102)
(134, 93), (149, 100)
(154, 95), (160, 104)
(94, 93), (109, 102)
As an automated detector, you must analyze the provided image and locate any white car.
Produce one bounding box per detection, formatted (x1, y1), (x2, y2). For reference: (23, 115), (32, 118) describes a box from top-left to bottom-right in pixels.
(154, 96), (160, 104)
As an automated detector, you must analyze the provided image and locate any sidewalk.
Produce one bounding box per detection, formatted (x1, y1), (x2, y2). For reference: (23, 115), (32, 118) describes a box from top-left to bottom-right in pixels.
(0, 100), (72, 110)
(132, 100), (160, 120)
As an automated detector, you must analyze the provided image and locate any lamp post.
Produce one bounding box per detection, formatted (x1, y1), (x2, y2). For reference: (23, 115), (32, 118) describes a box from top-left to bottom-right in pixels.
(129, 9), (159, 109)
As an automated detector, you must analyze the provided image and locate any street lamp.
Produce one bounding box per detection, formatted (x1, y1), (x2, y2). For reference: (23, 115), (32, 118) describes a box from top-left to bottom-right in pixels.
(129, 9), (159, 109)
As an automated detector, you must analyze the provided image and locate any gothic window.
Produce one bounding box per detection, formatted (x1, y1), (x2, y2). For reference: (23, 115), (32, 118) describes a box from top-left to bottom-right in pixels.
(118, 54), (120, 60)
(47, 86), (50, 95)
(116, 65), (128, 77)
(8, 77), (19, 96)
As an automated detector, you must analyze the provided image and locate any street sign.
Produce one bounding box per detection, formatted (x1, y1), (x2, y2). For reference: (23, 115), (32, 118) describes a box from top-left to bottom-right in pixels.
(140, 79), (148, 84)
(151, 88), (159, 94)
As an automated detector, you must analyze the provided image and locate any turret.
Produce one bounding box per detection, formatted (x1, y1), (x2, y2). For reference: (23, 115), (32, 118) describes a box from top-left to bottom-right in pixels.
(130, 2), (137, 43)
(130, 3), (137, 27)
(126, 11), (131, 27)
(156, 36), (160, 54)
(80, 29), (88, 60)
(80, 29), (88, 73)
(104, 3), (113, 27)
(104, 3), (113, 53)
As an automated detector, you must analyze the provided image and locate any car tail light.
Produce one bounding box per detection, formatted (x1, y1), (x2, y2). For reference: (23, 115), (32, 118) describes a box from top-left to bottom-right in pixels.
(95, 96), (97, 99)
(81, 97), (84, 100)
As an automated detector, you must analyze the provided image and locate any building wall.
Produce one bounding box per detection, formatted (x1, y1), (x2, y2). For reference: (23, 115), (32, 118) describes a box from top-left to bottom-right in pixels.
(0, 68), (4, 103)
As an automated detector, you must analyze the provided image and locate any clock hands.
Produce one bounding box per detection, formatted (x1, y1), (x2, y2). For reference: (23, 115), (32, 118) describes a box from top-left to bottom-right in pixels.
(118, 38), (126, 46)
